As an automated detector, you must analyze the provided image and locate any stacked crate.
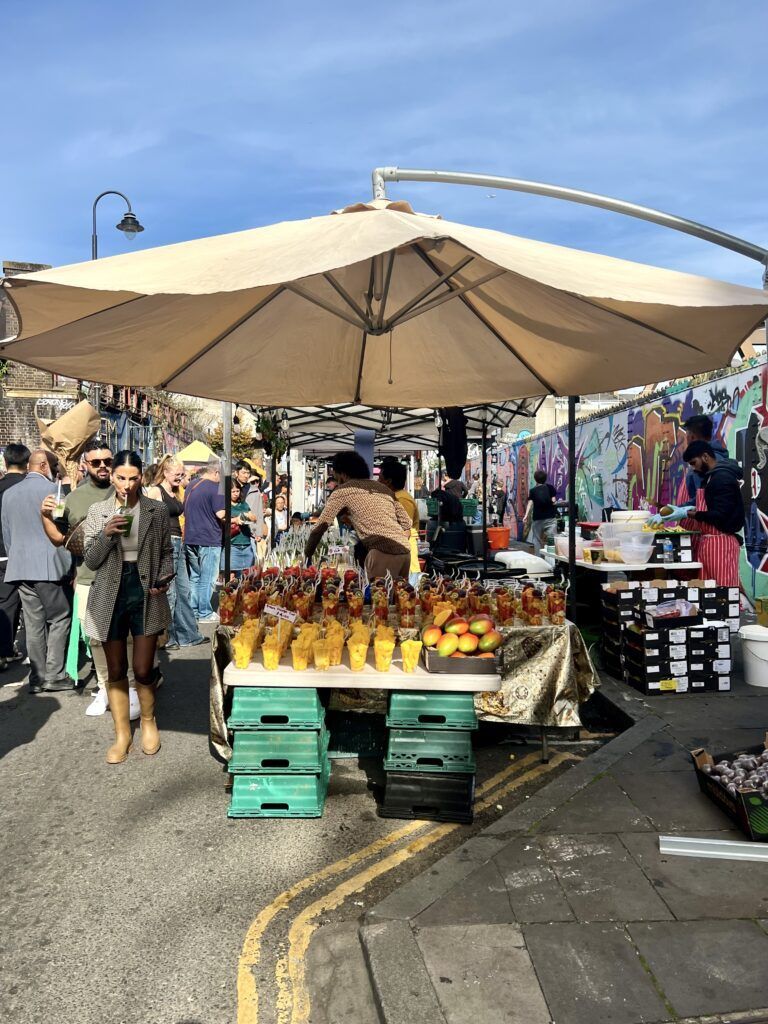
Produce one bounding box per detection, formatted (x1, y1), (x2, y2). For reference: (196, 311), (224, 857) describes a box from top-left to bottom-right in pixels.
(226, 687), (330, 818)
(380, 691), (477, 824)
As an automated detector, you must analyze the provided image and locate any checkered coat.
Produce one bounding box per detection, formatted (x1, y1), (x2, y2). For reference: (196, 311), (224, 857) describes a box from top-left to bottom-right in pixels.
(83, 495), (174, 643)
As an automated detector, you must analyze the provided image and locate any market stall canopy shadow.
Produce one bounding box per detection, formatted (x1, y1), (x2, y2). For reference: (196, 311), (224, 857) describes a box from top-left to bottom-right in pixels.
(3, 198), (767, 405)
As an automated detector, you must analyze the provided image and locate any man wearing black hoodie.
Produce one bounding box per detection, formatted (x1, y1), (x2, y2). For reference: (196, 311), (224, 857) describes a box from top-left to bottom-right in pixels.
(681, 440), (744, 586)
(681, 414), (743, 501)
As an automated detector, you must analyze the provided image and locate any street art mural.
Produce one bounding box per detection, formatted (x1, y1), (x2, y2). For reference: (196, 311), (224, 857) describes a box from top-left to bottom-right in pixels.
(469, 361), (768, 598)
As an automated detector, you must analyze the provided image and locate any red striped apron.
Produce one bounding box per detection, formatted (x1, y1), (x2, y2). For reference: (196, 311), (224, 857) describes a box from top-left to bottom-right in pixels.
(682, 485), (740, 586)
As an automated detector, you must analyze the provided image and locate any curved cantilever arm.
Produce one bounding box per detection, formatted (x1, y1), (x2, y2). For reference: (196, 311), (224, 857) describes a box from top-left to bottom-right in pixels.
(371, 166), (768, 278)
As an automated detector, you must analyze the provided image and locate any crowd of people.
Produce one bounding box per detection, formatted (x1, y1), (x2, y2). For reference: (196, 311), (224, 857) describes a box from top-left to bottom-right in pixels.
(0, 440), (295, 763)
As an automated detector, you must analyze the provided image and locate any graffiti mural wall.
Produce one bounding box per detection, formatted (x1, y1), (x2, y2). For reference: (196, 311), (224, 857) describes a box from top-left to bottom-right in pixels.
(470, 361), (768, 598)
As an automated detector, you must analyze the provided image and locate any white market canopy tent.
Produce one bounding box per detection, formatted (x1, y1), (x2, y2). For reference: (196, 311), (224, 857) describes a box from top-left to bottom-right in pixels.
(3, 199), (767, 412)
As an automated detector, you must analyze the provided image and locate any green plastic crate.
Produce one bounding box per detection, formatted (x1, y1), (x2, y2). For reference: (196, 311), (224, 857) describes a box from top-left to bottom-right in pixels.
(460, 498), (478, 518)
(384, 728), (475, 773)
(227, 687), (324, 731)
(230, 727), (329, 774)
(387, 691), (477, 731)
(228, 760), (331, 818)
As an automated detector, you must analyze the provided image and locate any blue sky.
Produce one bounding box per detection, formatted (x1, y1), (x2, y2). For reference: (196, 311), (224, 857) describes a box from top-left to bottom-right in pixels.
(2, 0), (766, 286)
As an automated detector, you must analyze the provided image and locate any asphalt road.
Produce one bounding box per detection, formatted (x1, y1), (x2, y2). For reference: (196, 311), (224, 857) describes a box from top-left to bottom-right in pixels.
(0, 633), (599, 1024)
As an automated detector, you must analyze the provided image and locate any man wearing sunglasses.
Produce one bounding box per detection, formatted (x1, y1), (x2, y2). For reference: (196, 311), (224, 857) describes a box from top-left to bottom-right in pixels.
(41, 438), (140, 720)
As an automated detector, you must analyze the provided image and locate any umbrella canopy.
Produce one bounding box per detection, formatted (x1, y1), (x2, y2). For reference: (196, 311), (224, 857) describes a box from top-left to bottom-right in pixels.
(2, 198), (767, 406)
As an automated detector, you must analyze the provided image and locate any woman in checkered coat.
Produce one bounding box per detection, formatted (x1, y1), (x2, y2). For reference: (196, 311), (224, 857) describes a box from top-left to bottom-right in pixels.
(84, 451), (173, 764)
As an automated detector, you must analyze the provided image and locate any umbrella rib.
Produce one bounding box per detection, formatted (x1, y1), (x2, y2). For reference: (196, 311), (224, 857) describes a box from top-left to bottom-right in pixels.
(565, 292), (709, 354)
(287, 282), (369, 330)
(384, 267), (506, 331)
(160, 287), (285, 389)
(413, 246), (558, 395)
(323, 273), (370, 325)
(384, 251), (476, 327)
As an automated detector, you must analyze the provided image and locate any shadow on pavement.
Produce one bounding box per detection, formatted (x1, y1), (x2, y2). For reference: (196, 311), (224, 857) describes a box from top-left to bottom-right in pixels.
(0, 690), (61, 761)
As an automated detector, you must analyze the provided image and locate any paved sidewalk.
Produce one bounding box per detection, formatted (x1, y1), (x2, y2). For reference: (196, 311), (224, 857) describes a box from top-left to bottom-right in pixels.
(358, 666), (768, 1024)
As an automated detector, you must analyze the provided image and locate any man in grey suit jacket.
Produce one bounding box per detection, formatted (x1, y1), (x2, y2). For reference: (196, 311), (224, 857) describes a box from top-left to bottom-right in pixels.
(2, 449), (73, 693)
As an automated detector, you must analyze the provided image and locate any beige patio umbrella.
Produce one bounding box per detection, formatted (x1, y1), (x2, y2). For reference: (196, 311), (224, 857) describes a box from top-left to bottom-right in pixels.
(2, 199), (767, 406)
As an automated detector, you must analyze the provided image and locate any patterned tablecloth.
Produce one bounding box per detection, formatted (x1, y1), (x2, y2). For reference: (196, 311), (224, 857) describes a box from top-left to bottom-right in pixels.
(209, 623), (598, 763)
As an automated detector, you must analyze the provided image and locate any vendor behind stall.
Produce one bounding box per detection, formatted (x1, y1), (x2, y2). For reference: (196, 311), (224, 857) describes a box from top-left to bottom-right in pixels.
(651, 440), (744, 586)
(305, 452), (411, 578)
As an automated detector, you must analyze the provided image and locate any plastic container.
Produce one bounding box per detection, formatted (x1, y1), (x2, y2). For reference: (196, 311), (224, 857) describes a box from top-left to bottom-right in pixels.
(555, 535), (585, 559)
(486, 526), (511, 550)
(384, 728), (476, 773)
(739, 624), (768, 688)
(387, 691), (478, 731)
(618, 532), (655, 565)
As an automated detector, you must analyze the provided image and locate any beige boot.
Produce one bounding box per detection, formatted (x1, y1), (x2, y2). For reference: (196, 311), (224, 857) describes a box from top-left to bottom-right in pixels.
(106, 679), (133, 764)
(136, 683), (161, 755)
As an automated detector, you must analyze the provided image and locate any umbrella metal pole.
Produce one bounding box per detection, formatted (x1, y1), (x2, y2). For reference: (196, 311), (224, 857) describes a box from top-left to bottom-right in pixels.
(286, 444), (291, 516)
(222, 401), (232, 581)
(482, 418), (488, 573)
(270, 456), (277, 548)
(567, 396), (577, 623)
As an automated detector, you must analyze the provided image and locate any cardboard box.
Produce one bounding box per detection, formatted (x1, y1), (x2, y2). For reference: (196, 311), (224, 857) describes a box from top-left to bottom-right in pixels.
(624, 670), (689, 695)
(423, 648), (499, 675)
(691, 737), (768, 841)
(688, 623), (730, 644)
(689, 674), (731, 692)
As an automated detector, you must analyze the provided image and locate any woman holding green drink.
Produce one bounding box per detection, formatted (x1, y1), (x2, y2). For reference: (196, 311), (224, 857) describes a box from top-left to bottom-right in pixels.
(83, 451), (174, 764)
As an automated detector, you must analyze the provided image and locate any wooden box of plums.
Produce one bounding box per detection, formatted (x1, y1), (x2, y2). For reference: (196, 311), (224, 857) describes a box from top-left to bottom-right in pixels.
(691, 735), (768, 841)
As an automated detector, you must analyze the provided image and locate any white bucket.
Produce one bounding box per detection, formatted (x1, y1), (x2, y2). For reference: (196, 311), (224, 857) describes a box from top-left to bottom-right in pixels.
(739, 624), (768, 688)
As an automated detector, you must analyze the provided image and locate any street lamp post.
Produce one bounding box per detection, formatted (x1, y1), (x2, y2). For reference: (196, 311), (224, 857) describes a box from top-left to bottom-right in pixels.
(91, 190), (144, 261)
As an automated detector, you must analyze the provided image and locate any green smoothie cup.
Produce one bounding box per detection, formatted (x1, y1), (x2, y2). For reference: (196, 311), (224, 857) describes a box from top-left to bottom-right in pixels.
(118, 506), (134, 537)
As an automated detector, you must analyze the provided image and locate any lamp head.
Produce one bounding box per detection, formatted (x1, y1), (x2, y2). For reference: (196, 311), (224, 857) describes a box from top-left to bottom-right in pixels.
(116, 211), (144, 241)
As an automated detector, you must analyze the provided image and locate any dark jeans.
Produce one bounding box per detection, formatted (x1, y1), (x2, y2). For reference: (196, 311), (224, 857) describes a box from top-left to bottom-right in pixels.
(0, 562), (21, 658)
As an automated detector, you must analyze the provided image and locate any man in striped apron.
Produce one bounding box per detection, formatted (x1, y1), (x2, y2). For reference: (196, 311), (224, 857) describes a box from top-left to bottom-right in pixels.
(679, 441), (745, 586)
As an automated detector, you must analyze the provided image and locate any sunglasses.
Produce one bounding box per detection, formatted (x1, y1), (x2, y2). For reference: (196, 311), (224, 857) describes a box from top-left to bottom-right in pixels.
(86, 457), (113, 468)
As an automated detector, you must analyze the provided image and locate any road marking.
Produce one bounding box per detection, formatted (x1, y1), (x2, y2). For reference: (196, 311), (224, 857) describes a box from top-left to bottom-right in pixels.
(236, 750), (544, 1024)
(279, 753), (577, 1024)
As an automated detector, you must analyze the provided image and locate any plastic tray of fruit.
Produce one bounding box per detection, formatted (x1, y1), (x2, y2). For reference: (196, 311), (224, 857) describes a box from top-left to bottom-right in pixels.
(421, 611), (503, 674)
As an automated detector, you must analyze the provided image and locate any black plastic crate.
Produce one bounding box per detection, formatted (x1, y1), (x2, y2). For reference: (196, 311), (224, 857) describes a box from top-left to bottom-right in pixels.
(378, 770), (475, 824)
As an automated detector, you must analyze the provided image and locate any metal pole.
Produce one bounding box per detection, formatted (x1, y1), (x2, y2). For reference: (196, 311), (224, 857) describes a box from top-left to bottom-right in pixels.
(371, 167), (768, 269)
(270, 455), (277, 548)
(481, 417), (488, 573)
(222, 401), (232, 580)
(286, 444), (291, 516)
(567, 396), (577, 622)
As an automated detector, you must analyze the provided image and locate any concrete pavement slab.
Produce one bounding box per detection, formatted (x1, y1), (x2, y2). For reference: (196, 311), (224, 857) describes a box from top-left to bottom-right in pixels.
(541, 834), (673, 922)
(629, 920), (768, 1018)
(415, 859), (516, 926)
(608, 729), (695, 774)
(360, 920), (446, 1024)
(415, 923), (550, 1024)
(493, 837), (575, 923)
(535, 775), (654, 833)
(620, 831), (768, 920)
(366, 835), (509, 922)
(523, 921), (670, 1024)
(613, 770), (735, 831)
(303, 922), (380, 1024)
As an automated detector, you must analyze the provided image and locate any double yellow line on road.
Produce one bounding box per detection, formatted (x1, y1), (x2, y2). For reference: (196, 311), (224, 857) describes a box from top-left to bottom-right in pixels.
(237, 750), (577, 1024)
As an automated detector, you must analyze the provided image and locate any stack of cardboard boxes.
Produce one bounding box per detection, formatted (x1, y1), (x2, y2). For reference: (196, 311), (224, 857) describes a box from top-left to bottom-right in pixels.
(601, 579), (737, 695)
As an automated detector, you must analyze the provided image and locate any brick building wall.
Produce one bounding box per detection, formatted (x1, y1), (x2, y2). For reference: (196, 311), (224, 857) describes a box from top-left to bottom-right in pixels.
(1, 260), (79, 447)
